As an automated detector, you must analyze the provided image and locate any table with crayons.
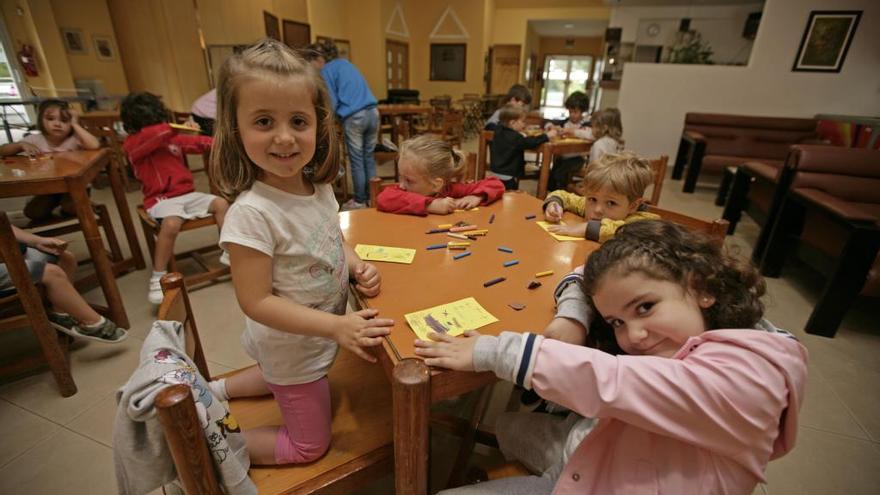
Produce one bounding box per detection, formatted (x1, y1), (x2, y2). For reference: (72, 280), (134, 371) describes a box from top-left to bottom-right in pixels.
(339, 192), (596, 493)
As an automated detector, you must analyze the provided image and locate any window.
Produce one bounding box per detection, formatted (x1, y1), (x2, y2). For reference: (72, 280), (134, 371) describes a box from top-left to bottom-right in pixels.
(540, 55), (593, 120)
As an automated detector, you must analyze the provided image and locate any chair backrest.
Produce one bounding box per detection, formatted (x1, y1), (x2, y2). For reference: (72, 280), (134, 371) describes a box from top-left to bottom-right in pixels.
(645, 205), (729, 247)
(156, 273), (211, 380)
(477, 130), (494, 180)
(648, 155), (668, 206)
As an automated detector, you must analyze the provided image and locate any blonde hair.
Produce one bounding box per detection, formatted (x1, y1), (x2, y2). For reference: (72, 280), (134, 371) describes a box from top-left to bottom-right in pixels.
(592, 108), (623, 142)
(583, 151), (653, 202)
(399, 135), (468, 183)
(498, 104), (526, 126)
(210, 38), (344, 201)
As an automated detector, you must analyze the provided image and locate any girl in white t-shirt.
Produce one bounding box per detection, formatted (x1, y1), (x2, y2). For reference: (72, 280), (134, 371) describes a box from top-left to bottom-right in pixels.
(0, 99), (101, 221)
(209, 39), (394, 465)
(589, 108), (624, 164)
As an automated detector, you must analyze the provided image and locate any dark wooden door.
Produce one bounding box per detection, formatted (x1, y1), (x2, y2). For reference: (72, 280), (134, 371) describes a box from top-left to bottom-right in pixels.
(386, 40), (409, 90)
(283, 20), (310, 49)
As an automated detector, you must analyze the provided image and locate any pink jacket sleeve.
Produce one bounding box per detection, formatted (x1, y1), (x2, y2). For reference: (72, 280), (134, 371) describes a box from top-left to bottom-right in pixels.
(171, 134), (213, 155)
(446, 177), (505, 205)
(376, 185), (433, 215)
(530, 336), (794, 461)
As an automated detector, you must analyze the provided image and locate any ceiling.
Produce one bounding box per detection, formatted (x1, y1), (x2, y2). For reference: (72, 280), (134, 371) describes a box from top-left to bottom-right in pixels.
(529, 19), (610, 37)
(603, 0), (764, 5)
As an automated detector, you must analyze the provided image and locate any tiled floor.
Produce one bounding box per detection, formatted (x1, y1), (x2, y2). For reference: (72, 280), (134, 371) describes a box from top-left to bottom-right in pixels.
(1, 146), (879, 494)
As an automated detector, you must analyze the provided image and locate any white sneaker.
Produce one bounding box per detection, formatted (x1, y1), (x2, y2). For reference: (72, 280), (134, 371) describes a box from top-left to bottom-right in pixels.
(341, 199), (367, 211)
(148, 275), (164, 305)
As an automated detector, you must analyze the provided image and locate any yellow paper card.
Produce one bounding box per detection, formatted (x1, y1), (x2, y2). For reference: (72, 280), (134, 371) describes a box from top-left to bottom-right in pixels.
(536, 221), (584, 242)
(405, 297), (498, 340)
(354, 244), (416, 264)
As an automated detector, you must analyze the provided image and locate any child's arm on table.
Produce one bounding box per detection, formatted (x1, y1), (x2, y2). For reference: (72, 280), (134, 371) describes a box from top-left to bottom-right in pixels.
(343, 241), (381, 297)
(375, 185), (433, 216)
(448, 177), (505, 210)
(543, 271), (591, 345)
(0, 141), (39, 157)
(543, 190), (586, 218)
(228, 243), (393, 363)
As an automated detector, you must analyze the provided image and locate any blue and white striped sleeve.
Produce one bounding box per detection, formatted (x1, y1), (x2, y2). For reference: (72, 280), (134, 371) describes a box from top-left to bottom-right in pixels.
(472, 332), (544, 390)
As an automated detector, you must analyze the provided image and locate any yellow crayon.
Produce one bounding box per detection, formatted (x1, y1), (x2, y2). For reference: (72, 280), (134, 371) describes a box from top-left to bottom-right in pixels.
(448, 241), (471, 247)
(447, 232), (470, 240)
(438, 223), (453, 229)
(535, 270), (554, 278)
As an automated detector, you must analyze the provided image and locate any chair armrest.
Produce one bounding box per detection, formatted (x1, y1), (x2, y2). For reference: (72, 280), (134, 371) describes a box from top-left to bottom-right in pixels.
(792, 187), (879, 225)
(683, 130), (706, 143)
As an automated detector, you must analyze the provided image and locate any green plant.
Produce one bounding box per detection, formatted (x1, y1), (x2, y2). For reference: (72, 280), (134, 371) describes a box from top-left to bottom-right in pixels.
(669, 31), (714, 64)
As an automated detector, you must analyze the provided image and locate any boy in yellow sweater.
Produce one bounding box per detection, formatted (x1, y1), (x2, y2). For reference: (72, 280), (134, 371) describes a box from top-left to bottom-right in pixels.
(542, 151), (658, 242)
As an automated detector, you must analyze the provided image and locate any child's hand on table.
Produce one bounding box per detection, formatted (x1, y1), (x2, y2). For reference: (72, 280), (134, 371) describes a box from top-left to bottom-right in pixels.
(427, 197), (456, 215)
(454, 195), (481, 210)
(548, 222), (586, 238)
(353, 261), (381, 297)
(544, 202), (563, 223)
(413, 330), (480, 371)
(336, 308), (394, 363)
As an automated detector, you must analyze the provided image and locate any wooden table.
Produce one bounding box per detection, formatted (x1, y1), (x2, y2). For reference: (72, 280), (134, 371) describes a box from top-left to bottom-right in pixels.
(0, 150), (145, 328)
(340, 193), (596, 494)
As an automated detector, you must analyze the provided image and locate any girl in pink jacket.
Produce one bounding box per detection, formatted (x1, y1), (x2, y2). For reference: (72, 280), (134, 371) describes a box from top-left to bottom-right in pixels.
(375, 135), (504, 215)
(417, 220), (808, 495)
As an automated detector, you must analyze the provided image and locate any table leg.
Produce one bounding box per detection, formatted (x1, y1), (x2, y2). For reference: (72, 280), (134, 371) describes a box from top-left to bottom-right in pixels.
(393, 358), (430, 495)
(106, 152), (146, 270)
(68, 179), (130, 329)
(538, 147), (553, 199)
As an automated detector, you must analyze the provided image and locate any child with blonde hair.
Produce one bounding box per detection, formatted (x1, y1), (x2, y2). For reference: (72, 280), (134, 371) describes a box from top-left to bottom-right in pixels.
(543, 152), (658, 241)
(420, 220), (808, 495)
(376, 135), (504, 215)
(588, 108), (623, 164)
(209, 39), (394, 465)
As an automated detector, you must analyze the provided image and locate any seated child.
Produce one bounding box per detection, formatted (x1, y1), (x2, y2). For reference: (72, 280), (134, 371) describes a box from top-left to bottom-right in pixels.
(484, 84), (531, 131)
(120, 92), (229, 305)
(543, 151), (658, 241)
(489, 105), (557, 191)
(546, 91), (593, 192)
(419, 220), (808, 495)
(377, 135), (504, 215)
(588, 107), (623, 164)
(1, 225), (125, 343)
(0, 99), (101, 222)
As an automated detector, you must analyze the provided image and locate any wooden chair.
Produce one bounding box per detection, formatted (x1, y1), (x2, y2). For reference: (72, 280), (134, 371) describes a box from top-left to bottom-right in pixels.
(648, 155), (668, 206)
(369, 153), (477, 206)
(22, 202), (124, 265)
(476, 130), (493, 180)
(154, 273), (394, 495)
(79, 113), (136, 191)
(0, 212), (76, 397)
(645, 205), (729, 247)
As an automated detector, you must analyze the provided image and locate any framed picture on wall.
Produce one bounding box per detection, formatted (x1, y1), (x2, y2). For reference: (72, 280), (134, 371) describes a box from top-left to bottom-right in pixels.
(430, 43), (466, 81)
(792, 10), (861, 72)
(93, 36), (116, 62)
(61, 28), (87, 55)
(264, 11), (281, 41)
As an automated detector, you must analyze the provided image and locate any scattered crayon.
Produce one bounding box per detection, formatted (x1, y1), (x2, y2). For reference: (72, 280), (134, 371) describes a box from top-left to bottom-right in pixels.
(465, 235), (479, 240)
(498, 246), (513, 253)
(448, 241), (471, 247)
(468, 231), (488, 237)
(426, 228), (449, 234)
(438, 223), (453, 229)
(448, 245), (468, 250)
(535, 270), (554, 278)
(483, 276), (506, 287)
(453, 251), (472, 260)
(489, 213), (496, 224)
(427, 243), (447, 250)
(527, 280), (542, 290)
(525, 214), (536, 220)
(508, 303), (525, 311)
(450, 225), (478, 232)
(447, 232), (470, 240)
(503, 260), (519, 267)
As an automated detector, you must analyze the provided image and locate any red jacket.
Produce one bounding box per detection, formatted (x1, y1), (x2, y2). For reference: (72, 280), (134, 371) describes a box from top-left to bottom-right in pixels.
(123, 123), (213, 209)
(376, 177), (505, 215)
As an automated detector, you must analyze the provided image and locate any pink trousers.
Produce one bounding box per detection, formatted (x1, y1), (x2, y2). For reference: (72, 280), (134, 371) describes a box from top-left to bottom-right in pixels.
(266, 376), (332, 464)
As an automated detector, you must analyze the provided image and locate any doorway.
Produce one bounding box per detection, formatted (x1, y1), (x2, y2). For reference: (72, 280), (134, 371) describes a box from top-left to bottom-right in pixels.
(539, 55), (593, 120)
(487, 44), (521, 95)
(386, 40), (409, 91)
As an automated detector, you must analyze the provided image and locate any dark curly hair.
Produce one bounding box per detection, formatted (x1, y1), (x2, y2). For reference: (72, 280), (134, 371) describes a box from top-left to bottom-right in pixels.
(582, 220), (766, 354)
(120, 92), (170, 134)
(564, 91), (589, 112)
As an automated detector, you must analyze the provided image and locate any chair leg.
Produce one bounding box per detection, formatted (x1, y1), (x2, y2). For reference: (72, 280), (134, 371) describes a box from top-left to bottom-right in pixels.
(721, 167), (752, 234)
(682, 140), (705, 193)
(139, 216), (158, 269)
(671, 136), (690, 180)
(393, 359), (430, 495)
(757, 197), (804, 277)
(447, 385), (494, 488)
(95, 204), (124, 262)
(804, 228), (880, 338)
(715, 167), (736, 206)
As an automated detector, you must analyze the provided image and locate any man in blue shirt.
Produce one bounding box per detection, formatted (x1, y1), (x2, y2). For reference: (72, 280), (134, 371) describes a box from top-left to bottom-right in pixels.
(307, 41), (379, 210)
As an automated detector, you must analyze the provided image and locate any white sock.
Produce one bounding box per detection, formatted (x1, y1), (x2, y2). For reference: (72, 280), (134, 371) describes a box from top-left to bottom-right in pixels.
(151, 270), (167, 281)
(82, 316), (107, 329)
(208, 378), (229, 401)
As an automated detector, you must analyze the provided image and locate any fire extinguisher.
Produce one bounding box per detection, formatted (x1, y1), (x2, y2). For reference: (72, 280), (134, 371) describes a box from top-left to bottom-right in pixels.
(18, 44), (38, 77)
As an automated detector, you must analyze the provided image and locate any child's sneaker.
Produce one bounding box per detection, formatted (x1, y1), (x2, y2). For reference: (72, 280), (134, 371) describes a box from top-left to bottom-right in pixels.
(48, 313), (127, 344)
(341, 199), (367, 211)
(148, 274), (164, 305)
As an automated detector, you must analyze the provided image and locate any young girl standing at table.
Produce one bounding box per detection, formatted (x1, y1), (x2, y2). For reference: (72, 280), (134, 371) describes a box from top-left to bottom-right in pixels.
(588, 108), (624, 164)
(418, 220), (808, 495)
(375, 135), (505, 215)
(0, 99), (101, 221)
(209, 39), (395, 465)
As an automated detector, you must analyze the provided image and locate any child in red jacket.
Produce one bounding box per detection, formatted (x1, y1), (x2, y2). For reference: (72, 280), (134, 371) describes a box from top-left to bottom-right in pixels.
(376, 135), (504, 215)
(121, 92), (229, 305)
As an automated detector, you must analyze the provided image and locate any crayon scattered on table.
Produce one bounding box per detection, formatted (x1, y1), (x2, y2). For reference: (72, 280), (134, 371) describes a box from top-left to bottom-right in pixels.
(453, 251), (472, 260)
(527, 280), (542, 290)
(535, 270), (554, 278)
(466, 235), (479, 240)
(498, 246), (513, 253)
(427, 243), (447, 250)
(489, 213), (496, 224)
(508, 303), (525, 311)
(426, 228), (449, 234)
(447, 232), (470, 240)
(438, 223), (453, 229)
(449, 224), (478, 233)
(448, 241), (471, 247)
(525, 214), (536, 220)
(483, 276), (506, 287)
(449, 245), (468, 250)
(503, 260), (519, 267)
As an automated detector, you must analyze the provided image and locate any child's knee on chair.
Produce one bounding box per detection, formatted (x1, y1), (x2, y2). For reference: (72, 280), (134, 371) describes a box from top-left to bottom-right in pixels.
(274, 425), (331, 464)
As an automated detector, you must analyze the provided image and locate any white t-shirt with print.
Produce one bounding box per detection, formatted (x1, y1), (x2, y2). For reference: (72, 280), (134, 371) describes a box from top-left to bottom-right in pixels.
(219, 181), (348, 385)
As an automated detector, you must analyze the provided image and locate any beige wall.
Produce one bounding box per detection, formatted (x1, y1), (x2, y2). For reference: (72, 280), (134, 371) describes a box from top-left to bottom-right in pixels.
(616, 0), (880, 159)
(308, 0), (347, 42)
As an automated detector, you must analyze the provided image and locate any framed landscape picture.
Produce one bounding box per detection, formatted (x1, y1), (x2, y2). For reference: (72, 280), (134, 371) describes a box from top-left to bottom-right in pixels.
(792, 10), (861, 72)
(61, 28), (86, 55)
(93, 36), (116, 62)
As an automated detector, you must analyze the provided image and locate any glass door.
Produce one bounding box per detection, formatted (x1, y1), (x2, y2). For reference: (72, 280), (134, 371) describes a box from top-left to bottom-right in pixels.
(539, 55), (593, 120)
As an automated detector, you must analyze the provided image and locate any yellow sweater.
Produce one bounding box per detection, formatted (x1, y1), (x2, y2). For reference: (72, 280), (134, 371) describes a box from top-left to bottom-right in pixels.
(543, 189), (660, 242)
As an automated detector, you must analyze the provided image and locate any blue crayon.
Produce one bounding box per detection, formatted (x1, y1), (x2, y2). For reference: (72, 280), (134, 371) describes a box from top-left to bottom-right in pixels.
(525, 214), (536, 220)
(498, 246), (513, 253)
(453, 251), (472, 260)
(503, 260), (519, 267)
(427, 243), (447, 250)
(483, 276), (506, 287)
(489, 213), (496, 224)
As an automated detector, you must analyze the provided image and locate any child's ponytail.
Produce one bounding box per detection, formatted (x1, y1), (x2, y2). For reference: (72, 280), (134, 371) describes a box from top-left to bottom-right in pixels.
(399, 135), (467, 185)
